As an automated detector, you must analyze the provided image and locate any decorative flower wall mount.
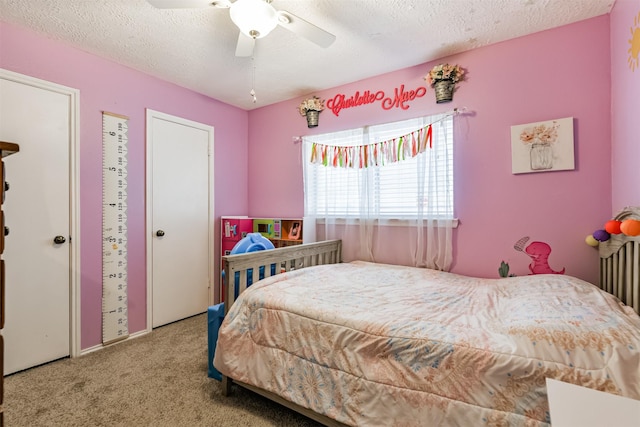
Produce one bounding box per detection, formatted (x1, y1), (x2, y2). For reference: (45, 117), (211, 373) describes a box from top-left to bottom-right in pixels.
(298, 96), (325, 128)
(424, 63), (466, 103)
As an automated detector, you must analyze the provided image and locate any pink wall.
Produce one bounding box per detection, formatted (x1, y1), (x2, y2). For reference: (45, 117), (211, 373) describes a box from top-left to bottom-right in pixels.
(249, 16), (613, 284)
(0, 21), (249, 349)
(610, 0), (640, 212)
(0, 9), (627, 350)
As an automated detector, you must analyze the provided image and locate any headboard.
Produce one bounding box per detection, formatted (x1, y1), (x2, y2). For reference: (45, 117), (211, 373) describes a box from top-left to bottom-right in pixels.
(598, 206), (640, 314)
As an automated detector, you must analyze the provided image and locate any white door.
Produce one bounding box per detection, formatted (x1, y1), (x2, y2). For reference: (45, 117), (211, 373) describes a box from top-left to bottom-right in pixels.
(0, 71), (78, 374)
(146, 110), (213, 328)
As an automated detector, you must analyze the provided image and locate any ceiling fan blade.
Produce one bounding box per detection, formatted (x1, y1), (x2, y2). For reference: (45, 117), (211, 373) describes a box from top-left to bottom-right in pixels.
(235, 32), (255, 57)
(146, 0), (230, 9)
(276, 10), (336, 48)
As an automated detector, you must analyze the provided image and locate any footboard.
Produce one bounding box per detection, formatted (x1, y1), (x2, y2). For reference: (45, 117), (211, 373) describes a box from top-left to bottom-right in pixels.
(222, 239), (342, 314)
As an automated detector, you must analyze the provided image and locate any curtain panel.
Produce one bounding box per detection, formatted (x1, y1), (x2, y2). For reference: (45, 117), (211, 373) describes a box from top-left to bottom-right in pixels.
(303, 114), (454, 271)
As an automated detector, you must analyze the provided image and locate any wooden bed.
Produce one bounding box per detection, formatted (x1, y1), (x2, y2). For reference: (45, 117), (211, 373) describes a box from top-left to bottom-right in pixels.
(215, 238), (640, 427)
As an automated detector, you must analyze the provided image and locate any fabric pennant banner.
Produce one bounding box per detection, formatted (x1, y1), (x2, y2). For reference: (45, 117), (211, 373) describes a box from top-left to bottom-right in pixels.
(308, 124), (433, 168)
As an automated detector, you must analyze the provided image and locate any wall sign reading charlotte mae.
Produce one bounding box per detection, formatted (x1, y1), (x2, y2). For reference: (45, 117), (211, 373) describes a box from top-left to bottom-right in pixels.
(326, 84), (427, 116)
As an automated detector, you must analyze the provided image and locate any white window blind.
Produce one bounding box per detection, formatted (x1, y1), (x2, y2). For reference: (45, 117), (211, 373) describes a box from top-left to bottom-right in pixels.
(303, 114), (454, 220)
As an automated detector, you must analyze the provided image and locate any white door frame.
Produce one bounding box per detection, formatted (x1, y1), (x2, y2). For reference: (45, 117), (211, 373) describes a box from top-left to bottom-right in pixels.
(145, 109), (214, 332)
(0, 68), (81, 359)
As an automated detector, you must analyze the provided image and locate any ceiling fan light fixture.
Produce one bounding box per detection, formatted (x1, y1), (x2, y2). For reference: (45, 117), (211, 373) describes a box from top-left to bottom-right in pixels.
(230, 0), (278, 39)
(277, 12), (290, 25)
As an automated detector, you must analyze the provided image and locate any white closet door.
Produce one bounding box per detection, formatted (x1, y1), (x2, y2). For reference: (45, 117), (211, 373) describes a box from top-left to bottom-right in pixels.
(0, 75), (71, 374)
(147, 110), (213, 328)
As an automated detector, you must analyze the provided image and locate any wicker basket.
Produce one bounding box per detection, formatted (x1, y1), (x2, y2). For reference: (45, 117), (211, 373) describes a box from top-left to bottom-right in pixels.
(305, 110), (319, 128)
(434, 79), (454, 103)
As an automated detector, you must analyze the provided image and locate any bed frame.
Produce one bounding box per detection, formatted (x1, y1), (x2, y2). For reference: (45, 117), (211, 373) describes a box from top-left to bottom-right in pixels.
(598, 206), (640, 314)
(218, 234), (640, 425)
(220, 239), (346, 427)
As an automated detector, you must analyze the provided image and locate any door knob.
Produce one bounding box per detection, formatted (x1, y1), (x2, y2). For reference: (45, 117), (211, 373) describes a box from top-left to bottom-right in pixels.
(53, 235), (66, 244)
(156, 230), (165, 237)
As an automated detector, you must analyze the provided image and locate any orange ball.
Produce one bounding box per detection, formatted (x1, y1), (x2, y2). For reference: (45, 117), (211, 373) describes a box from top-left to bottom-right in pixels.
(620, 219), (640, 236)
(604, 220), (622, 234)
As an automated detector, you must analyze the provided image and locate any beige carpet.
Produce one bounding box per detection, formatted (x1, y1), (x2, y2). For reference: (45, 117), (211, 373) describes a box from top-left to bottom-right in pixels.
(4, 314), (322, 426)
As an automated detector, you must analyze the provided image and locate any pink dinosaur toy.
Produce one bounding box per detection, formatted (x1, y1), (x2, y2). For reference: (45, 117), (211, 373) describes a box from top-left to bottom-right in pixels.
(524, 241), (565, 275)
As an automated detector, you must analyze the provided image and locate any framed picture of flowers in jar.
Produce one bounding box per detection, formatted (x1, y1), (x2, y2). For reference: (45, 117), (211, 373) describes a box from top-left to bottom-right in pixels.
(510, 117), (575, 174)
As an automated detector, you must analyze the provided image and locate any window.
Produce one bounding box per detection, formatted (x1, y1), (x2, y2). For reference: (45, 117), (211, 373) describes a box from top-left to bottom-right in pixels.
(303, 113), (454, 220)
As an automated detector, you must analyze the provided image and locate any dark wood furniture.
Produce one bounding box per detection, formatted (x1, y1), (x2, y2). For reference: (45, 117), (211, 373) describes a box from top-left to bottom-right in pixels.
(0, 141), (19, 427)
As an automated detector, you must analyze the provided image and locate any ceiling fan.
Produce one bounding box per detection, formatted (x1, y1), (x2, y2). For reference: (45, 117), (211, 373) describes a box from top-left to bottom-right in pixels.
(147, 0), (336, 57)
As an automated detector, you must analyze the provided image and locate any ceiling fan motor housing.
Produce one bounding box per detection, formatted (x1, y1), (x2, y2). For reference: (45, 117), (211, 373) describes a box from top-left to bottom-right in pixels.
(230, 0), (278, 39)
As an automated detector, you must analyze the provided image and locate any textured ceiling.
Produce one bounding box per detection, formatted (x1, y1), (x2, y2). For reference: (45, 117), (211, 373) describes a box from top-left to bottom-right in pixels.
(0, 0), (614, 110)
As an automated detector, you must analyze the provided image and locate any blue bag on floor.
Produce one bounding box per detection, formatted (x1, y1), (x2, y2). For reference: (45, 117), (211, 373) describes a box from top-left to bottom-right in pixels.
(208, 233), (276, 381)
(207, 303), (225, 381)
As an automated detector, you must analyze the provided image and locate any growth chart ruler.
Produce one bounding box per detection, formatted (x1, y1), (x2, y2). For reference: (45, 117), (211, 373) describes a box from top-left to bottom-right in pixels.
(102, 111), (129, 344)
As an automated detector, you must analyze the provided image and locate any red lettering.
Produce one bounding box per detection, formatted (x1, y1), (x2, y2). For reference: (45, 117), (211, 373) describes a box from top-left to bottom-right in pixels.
(382, 85), (427, 110)
(326, 94), (345, 116)
(327, 86), (426, 115)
